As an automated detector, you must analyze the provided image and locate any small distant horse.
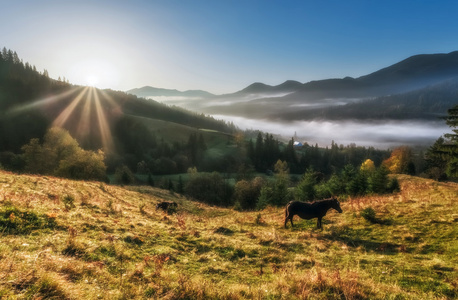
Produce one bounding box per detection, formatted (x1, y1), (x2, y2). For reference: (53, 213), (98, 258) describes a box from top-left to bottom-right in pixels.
(156, 201), (177, 211)
(284, 197), (342, 229)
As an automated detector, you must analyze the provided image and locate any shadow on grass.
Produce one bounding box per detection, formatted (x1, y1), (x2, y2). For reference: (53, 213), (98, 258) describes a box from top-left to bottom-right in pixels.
(322, 226), (401, 254)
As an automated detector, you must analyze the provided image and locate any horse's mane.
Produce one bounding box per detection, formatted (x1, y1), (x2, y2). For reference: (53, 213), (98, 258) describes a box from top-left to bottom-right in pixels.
(310, 198), (335, 206)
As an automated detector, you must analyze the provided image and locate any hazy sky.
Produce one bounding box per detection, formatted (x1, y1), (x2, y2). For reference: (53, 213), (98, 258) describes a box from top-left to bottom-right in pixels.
(2, 0), (458, 94)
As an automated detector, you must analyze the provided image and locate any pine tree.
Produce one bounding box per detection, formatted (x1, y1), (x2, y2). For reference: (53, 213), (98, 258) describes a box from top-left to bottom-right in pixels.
(426, 104), (458, 179)
(177, 176), (184, 193)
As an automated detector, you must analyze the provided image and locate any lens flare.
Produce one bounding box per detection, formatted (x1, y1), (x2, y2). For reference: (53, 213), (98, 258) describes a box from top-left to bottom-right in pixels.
(53, 87), (89, 127)
(92, 87), (114, 150)
(9, 84), (119, 152)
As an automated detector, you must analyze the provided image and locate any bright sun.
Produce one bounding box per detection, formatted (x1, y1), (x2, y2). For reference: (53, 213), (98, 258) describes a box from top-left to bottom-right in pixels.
(85, 75), (99, 87)
(69, 59), (119, 89)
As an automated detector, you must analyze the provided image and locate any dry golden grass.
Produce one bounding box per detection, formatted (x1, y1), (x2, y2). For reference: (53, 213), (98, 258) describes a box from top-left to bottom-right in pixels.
(0, 171), (457, 299)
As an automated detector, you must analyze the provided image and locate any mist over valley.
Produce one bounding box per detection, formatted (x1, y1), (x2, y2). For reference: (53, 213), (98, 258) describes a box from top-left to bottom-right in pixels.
(128, 51), (458, 149)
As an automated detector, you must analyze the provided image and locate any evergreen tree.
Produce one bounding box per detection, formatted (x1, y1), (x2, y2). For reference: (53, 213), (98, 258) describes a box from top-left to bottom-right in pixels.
(147, 173), (155, 187)
(425, 104), (458, 179)
(254, 132), (264, 171)
(177, 175), (184, 193)
(283, 138), (298, 171)
(425, 137), (449, 180)
(257, 160), (292, 209)
(368, 166), (389, 194)
(443, 105), (458, 177)
(295, 168), (318, 201)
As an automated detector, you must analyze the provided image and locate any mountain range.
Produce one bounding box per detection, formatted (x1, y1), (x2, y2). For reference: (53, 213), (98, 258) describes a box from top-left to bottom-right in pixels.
(127, 51), (458, 121)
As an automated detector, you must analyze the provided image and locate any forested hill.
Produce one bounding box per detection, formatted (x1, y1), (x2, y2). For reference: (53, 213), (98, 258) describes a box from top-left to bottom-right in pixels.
(127, 86), (214, 99)
(0, 48), (235, 155)
(128, 51), (458, 121)
(279, 77), (458, 121)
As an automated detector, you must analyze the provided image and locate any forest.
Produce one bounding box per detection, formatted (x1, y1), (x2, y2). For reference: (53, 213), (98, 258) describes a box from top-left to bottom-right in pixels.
(1, 48), (457, 210)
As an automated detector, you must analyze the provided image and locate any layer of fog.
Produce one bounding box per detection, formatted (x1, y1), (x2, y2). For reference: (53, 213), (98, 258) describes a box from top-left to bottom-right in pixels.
(147, 92), (296, 109)
(213, 115), (451, 149)
(289, 97), (366, 108)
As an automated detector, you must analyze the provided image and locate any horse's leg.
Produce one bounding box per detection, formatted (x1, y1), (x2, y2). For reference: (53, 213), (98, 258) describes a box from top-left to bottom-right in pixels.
(290, 216), (294, 227)
(284, 209), (289, 228)
(317, 217), (322, 229)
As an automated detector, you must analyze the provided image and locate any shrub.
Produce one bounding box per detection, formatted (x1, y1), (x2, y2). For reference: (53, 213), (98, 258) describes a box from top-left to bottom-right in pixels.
(56, 149), (106, 181)
(114, 165), (135, 185)
(0, 206), (57, 234)
(62, 194), (75, 211)
(361, 206), (392, 225)
(233, 177), (264, 210)
(388, 177), (400, 193)
(361, 207), (377, 223)
(185, 172), (233, 206)
(22, 127), (107, 180)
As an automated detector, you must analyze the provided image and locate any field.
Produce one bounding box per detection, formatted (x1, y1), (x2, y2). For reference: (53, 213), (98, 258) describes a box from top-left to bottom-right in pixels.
(0, 170), (457, 299)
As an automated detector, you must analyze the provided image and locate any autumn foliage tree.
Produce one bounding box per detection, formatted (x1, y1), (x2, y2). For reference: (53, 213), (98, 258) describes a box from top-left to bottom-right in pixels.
(382, 146), (415, 174)
(360, 159), (376, 173)
(22, 127), (106, 181)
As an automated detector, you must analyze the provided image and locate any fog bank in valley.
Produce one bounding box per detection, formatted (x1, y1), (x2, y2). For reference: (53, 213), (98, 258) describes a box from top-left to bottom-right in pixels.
(214, 115), (451, 149)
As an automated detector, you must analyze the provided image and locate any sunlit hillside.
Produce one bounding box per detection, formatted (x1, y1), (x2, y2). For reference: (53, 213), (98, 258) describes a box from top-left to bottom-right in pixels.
(0, 170), (456, 299)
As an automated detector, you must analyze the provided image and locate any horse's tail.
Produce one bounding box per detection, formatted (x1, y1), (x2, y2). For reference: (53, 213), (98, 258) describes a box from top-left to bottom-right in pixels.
(285, 201), (295, 219)
(285, 201), (291, 218)
(284, 201), (293, 228)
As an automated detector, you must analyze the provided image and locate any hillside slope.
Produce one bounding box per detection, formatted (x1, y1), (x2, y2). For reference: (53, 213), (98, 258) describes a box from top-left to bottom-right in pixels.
(127, 51), (458, 122)
(0, 171), (457, 299)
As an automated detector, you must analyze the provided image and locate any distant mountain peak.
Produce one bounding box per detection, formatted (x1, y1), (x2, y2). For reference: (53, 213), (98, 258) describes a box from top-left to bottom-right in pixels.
(238, 80), (303, 94)
(127, 86), (214, 98)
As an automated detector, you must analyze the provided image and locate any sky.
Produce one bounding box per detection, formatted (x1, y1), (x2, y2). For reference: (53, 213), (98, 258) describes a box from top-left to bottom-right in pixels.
(2, 0), (458, 94)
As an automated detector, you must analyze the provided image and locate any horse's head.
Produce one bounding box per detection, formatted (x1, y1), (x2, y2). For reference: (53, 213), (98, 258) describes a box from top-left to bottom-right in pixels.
(331, 197), (343, 213)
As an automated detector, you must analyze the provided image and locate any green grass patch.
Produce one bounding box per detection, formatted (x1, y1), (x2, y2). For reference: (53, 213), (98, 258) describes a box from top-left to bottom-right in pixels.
(0, 206), (58, 234)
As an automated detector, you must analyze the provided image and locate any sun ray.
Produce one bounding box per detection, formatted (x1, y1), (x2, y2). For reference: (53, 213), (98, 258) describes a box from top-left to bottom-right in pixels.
(53, 86), (89, 127)
(93, 88), (114, 151)
(98, 89), (118, 107)
(98, 89), (122, 115)
(7, 87), (81, 115)
(76, 87), (93, 139)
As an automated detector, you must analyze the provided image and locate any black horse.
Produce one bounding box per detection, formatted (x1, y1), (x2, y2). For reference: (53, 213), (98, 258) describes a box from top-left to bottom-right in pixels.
(284, 197), (342, 229)
(156, 201), (178, 211)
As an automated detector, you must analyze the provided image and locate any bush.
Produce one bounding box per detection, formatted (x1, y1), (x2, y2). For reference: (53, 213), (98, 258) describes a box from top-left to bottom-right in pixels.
(56, 149), (106, 181)
(62, 195), (75, 211)
(361, 206), (392, 225)
(256, 179), (292, 210)
(388, 177), (400, 193)
(185, 172), (233, 206)
(114, 165), (135, 185)
(233, 177), (264, 210)
(21, 127), (107, 180)
(361, 207), (377, 223)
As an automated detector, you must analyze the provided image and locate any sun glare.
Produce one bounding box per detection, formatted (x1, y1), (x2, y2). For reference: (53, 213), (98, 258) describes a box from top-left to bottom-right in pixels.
(11, 85), (121, 152)
(69, 59), (119, 89)
(85, 75), (99, 87)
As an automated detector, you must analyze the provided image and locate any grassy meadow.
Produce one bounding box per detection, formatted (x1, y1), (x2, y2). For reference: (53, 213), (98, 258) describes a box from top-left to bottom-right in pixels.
(0, 170), (457, 299)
